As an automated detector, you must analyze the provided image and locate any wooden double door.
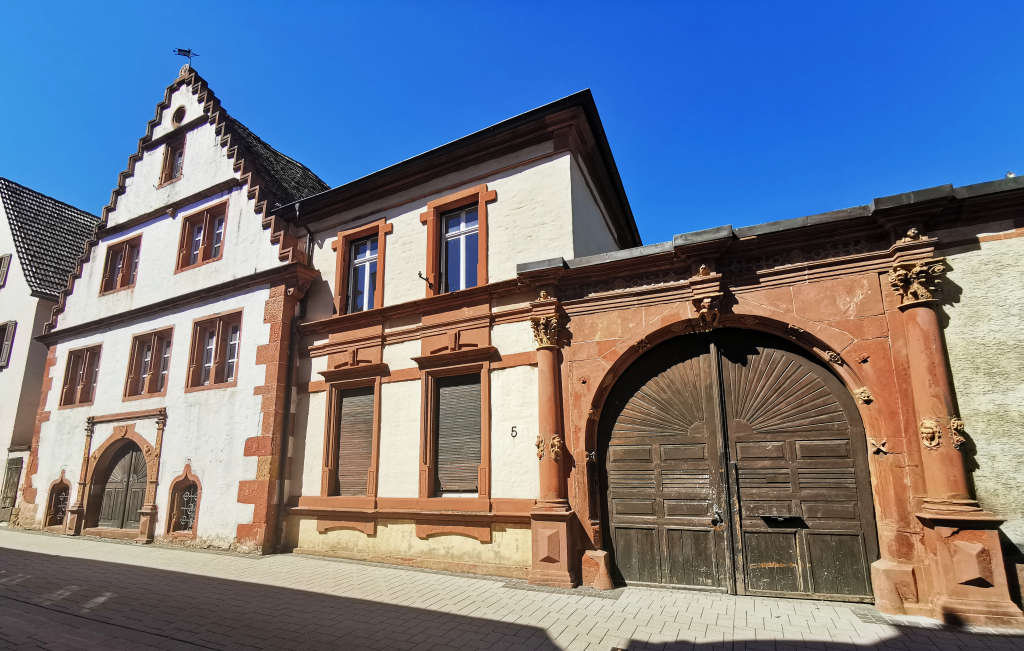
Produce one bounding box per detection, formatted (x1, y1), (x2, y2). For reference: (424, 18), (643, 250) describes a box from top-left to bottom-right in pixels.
(600, 330), (877, 601)
(96, 443), (148, 530)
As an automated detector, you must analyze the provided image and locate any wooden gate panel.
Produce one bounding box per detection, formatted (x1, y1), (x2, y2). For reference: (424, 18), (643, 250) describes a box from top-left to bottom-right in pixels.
(98, 447), (132, 528)
(717, 330), (876, 601)
(603, 337), (729, 590)
(123, 450), (148, 530)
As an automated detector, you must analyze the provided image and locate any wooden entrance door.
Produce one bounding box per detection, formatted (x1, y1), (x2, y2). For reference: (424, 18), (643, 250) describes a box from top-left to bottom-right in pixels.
(97, 444), (148, 530)
(602, 330), (877, 601)
(0, 457), (23, 522)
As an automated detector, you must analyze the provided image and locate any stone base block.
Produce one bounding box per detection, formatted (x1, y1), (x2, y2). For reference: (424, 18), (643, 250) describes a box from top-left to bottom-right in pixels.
(528, 509), (577, 588)
(581, 549), (614, 590)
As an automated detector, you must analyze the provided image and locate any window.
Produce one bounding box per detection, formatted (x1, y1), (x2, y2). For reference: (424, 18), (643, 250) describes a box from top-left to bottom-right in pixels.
(433, 374), (481, 495)
(331, 386), (375, 496)
(176, 203), (226, 271)
(347, 237), (378, 313)
(418, 184), (494, 298)
(160, 135), (185, 185)
(59, 345), (101, 407)
(0, 321), (15, 369)
(187, 312), (241, 389)
(332, 218), (391, 315)
(0, 253), (10, 288)
(170, 481), (198, 533)
(441, 207), (479, 293)
(45, 482), (69, 528)
(100, 236), (141, 293)
(124, 329), (173, 398)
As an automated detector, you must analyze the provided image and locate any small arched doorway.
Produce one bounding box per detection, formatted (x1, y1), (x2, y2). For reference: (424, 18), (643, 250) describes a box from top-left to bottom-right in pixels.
(91, 441), (148, 530)
(598, 328), (878, 602)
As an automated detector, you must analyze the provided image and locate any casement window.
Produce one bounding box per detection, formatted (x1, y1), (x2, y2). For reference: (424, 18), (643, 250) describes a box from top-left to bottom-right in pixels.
(187, 312), (241, 389)
(440, 206), (479, 293)
(331, 386), (375, 496)
(176, 203), (226, 271)
(124, 329), (173, 398)
(100, 236), (141, 293)
(418, 184), (494, 298)
(347, 236), (378, 313)
(160, 135), (185, 185)
(0, 254), (10, 288)
(0, 321), (15, 369)
(59, 345), (101, 407)
(433, 374), (481, 494)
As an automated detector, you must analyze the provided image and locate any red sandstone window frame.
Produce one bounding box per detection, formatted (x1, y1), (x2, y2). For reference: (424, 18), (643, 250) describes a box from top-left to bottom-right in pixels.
(418, 184), (496, 298)
(99, 235), (142, 295)
(158, 133), (186, 187)
(122, 327), (174, 401)
(166, 464), (202, 539)
(184, 309), (242, 392)
(319, 375), (384, 508)
(331, 218), (392, 315)
(58, 344), (102, 408)
(175, 201), (228, 273)
(417, 361), (491, 506)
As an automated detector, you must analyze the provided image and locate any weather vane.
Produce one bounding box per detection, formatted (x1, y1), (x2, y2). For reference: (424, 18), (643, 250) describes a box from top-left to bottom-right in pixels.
(173, 48), (199, 66)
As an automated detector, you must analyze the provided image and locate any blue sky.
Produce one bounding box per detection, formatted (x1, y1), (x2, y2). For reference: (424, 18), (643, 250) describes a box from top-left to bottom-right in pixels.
(1, 2), (1021, 245)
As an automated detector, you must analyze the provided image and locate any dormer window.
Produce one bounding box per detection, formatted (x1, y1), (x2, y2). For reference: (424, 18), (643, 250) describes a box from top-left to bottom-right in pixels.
(160, 135), (185, 185)
(176, 202), (227, 271)
(101, 236), (141, 294)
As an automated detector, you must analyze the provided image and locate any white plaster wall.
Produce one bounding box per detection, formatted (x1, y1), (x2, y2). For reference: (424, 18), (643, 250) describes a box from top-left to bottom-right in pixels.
(29, 287), (269, 541)
(382, 340), (420, 371)
(491, 321), (536, 357)
(0, 206), (51, 455)
(107, 84), (236, 226)
(489, 365), (539, 499)
(569, 156), (620, 257)
(297, 390), (327, 498)
(303, 145), (576, 322)
(376, 380), (421, 498)
(942, 235), (1024, 548)
(59, 187), (282, 329)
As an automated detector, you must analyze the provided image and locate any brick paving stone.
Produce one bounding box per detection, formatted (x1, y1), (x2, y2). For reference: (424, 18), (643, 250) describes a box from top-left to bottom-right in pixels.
(1, 528), (1023, 650)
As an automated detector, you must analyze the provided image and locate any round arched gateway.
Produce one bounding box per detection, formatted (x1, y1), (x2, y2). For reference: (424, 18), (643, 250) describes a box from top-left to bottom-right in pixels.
(90, 441), (148, 531)
(598, 328), (878, 601)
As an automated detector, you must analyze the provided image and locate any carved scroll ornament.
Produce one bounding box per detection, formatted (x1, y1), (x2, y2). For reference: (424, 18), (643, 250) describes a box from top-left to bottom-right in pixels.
(889, 259), (946, 305)
(530, 314), (565, 348)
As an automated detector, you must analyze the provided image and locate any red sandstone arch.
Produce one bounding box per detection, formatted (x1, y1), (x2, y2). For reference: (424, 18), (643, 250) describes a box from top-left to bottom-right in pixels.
(43, 470), (71, 530)
(83, 424), (160, 537)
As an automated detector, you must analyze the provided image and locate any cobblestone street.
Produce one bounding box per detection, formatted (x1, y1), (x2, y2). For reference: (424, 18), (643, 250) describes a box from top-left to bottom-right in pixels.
(0, 528), (1021, 650)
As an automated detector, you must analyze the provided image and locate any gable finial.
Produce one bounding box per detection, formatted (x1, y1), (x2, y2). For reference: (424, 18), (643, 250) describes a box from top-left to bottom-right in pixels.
(173, 48), (199, 72)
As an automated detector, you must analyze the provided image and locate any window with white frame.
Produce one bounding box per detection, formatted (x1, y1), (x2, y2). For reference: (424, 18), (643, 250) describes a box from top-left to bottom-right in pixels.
(177, 203), (227, 271)
(440, 206), (478, 293)
(125, 329), (172, 397)
(187, 312), (241, 389)
(347, 236), (378, 313)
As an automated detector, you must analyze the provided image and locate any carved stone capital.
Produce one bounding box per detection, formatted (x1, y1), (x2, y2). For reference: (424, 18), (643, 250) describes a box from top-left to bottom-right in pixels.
(531, 314), (565, 348)
(889, 259), (947, 305)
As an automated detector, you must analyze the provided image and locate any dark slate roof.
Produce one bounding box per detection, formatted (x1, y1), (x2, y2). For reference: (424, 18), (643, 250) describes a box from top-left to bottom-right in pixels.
(225, 117), (329, 205)
(0, 177), (99, 300)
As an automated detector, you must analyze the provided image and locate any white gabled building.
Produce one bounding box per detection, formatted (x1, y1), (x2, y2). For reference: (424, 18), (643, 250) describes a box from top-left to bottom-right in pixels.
(0, 179), (98, 524)
(17, 65), (327, 550)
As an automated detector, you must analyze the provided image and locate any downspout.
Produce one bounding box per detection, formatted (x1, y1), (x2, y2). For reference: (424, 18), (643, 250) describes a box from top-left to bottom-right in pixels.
(273, 200), (310, 551)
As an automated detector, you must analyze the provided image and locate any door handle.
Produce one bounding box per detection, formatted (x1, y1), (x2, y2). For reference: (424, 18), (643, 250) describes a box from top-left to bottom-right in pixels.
(710, 505), (724, 526)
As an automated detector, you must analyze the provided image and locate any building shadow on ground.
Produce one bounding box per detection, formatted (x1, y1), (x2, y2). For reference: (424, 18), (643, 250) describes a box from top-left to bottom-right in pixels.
(0, 545), (1021, 650)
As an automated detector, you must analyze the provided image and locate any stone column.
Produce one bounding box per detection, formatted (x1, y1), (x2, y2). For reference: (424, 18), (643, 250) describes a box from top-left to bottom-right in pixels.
(136, 410), (167, 543)
(527, 304), (577, 588)
(65, 417), (94, 536)
(890, 260), (1022, 625)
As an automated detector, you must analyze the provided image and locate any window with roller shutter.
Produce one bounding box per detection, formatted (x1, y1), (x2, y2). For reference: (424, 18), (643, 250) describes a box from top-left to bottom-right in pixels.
(333, 386), (375, 496)
(434, 374), (481, 494)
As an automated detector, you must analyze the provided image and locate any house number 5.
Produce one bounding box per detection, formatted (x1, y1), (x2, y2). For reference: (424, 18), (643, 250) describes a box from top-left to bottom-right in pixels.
(511, 426), (518, 438)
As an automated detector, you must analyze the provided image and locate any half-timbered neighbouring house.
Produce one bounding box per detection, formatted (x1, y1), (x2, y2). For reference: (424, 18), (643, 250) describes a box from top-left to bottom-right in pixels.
(0, 179), (98, 524)
(16, 64), (327, 549)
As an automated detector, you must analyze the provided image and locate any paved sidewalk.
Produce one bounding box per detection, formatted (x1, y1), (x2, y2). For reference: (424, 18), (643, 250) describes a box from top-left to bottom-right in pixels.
(0, 528), (1020, 650)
